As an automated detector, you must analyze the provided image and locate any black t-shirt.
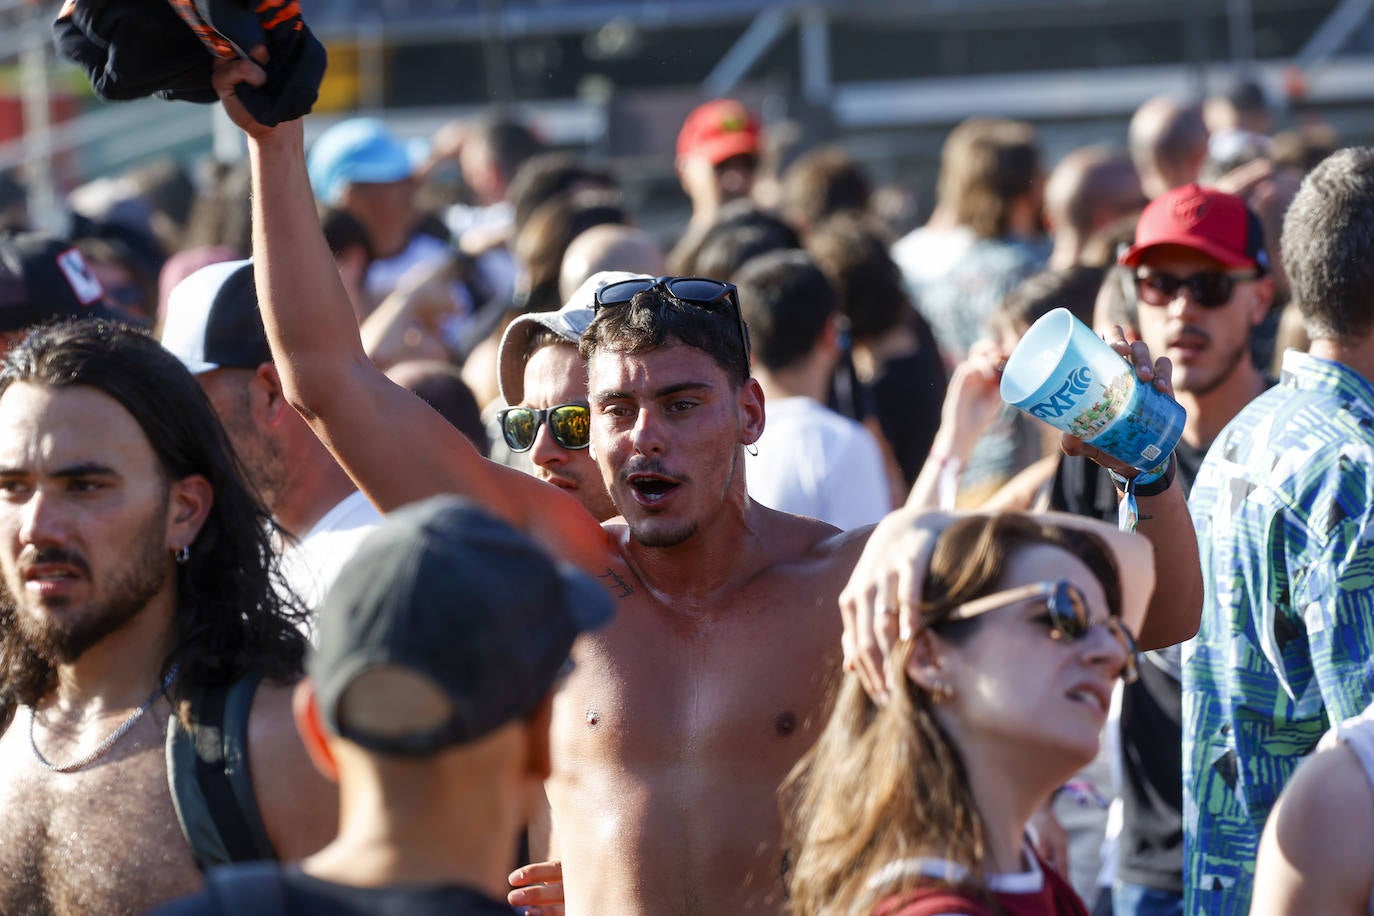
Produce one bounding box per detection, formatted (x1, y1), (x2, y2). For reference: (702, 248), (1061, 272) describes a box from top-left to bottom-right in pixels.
(1047, 438), (1205, 894)
(153, 865), (517, 916)
(830, 315), (948, 488)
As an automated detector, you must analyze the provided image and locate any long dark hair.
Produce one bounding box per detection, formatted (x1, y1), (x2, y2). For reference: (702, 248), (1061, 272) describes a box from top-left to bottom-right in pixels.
(0, 320), (308, 733)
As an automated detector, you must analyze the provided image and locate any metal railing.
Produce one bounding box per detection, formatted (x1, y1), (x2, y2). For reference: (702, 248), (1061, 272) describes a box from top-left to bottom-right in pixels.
(2, 0), (1373, 229)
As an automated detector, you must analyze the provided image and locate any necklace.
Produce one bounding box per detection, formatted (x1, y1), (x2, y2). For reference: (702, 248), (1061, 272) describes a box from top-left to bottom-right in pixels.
(28, 665), (180, 774)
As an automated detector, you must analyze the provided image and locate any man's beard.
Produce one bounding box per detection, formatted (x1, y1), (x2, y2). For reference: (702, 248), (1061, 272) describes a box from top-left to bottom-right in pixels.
(1180, 333), (1252, 399)
(221, 386), (286, 511)
(9, 508), (170, 666)
(628, 517), (699, 549)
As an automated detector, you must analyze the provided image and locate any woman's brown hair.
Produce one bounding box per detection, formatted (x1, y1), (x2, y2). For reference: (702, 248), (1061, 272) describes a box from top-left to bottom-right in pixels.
(781, 513), (1120, 915)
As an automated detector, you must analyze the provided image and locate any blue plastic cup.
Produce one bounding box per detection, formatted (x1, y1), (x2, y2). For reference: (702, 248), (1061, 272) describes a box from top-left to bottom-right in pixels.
(1000, 308), (1185, 472)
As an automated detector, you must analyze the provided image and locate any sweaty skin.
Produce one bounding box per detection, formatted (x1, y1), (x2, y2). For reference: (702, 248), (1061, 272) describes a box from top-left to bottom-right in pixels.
(545, 514), (852, 914)
(215, 61), (868, 915)
(0, 700), (203, 916)
(0, 683), (318, 916)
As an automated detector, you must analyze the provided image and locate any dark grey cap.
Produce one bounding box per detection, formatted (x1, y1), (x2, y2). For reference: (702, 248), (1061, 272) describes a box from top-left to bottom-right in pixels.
(310, 495), (614, 755)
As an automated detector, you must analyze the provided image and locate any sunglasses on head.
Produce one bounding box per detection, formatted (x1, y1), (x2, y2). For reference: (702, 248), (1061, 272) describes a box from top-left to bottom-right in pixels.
(1134, 268), (1258, 309)
(928, 580), (1140, 684)
(593, 276), (751, 365)
(497, 403), (591, 453)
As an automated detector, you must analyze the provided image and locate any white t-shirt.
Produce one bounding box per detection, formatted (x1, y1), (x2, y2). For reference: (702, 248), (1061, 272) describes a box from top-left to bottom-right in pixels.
(279, 490), (382, 613)
(746, 396), (891, 531)
(890, 225), (976, 290)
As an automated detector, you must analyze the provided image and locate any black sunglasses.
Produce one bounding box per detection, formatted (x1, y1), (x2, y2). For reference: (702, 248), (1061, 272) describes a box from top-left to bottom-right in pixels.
(497, 403), (591, 453)
(928, 580), (1139, 684)
(593, 276), (751, 366)
(1134, 269), (1258, 309)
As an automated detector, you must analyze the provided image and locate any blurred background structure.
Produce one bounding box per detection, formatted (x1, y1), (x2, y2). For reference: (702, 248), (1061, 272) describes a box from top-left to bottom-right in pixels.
(2, 0), (1372, 234)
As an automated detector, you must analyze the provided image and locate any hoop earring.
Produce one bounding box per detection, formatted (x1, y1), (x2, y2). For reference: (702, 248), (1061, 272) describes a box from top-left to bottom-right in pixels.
(175, 545), (191, 566)
(745, 442), (759, 457)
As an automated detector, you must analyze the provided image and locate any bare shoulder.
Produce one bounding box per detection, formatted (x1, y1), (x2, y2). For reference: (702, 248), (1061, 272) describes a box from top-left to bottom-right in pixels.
(1271, 743), (1374, 852)
(1253, 741), (1374, 915)
(246, 678), (337, 860)
(756, 504), (873, 577)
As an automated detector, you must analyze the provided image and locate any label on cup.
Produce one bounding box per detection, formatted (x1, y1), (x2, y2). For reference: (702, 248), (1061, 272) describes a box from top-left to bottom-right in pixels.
(1026, 362), (1183, 467)
(1001, 309), (1185, 472)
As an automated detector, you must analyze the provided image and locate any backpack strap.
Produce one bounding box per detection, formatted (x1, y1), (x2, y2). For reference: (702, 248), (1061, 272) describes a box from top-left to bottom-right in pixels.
(167, 671), (279, 869)
(204, 861), (291, 916)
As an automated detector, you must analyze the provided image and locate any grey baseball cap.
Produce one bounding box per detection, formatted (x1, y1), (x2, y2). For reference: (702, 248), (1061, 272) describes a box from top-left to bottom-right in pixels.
(497, 270), (651, 405)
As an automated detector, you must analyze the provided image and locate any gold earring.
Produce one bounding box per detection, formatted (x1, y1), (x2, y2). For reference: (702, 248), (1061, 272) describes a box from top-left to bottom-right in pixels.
(931, 681), (955, 704)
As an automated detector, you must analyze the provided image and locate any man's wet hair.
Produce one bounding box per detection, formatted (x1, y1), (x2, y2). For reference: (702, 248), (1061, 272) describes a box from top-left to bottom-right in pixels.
(0, 320), (308, 731)
(580, 284), (750, 385)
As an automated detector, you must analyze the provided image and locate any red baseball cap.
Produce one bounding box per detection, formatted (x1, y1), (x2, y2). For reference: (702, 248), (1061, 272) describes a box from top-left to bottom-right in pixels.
(676, 99), (762, 166)
(1120, 183), (1268, 273)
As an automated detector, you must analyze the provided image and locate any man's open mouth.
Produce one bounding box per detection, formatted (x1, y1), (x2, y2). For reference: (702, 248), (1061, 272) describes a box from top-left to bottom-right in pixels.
(628, 474), (681, 505)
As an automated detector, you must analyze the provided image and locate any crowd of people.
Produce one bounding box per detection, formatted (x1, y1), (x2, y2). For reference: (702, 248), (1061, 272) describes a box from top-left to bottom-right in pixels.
(0, 11), (1371, 915)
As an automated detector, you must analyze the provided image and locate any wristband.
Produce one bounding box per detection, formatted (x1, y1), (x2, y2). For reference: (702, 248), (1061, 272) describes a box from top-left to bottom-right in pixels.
(1108, 453), (1176, 498)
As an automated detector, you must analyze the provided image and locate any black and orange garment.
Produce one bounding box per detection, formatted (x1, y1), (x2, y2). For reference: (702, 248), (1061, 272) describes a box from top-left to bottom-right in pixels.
(54, 0), (325, 127)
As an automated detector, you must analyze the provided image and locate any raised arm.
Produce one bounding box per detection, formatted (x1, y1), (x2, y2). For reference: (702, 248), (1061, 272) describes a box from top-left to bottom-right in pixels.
(211, 58), (607, 567)
(1062, 333), (1202, 649)
(904, 331), (1201, 649)
(905, 340), (1008, 512)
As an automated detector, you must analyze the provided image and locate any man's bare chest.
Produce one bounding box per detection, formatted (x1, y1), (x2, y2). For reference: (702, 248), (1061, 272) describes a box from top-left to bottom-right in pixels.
(554, 585), (843, 768)
(0, 713), (202, 916)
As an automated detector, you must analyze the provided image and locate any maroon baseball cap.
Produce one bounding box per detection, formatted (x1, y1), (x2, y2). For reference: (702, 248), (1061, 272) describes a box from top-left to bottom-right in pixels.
(1120, 184), (1268, 274)
(676, 99), (761, 166)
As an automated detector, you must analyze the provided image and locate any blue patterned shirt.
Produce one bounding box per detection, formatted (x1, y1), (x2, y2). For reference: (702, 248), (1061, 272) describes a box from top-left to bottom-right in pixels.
(1183, 350), (1374, 915)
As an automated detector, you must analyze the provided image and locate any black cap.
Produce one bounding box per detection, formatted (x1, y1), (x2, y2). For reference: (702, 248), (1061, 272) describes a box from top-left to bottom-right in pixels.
(310, 496), (614, 756)
(0, 232), (116, 333)
(159, 258), (272, 374)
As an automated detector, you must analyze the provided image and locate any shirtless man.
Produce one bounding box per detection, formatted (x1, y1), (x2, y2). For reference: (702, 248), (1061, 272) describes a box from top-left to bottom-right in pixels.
(217, 62), (864, 915)
(213, 55), (1201, 914)
(0, 322), (335, 915)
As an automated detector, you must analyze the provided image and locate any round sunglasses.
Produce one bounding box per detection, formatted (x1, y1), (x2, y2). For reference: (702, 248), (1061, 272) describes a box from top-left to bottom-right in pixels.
(927, 579), (1140, 684)
(1134, 268), (1258, 309)
(497, 403), (591, 453)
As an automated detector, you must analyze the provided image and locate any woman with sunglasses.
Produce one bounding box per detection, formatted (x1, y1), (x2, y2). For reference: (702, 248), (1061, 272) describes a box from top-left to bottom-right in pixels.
(783, 511), (1149, 916)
